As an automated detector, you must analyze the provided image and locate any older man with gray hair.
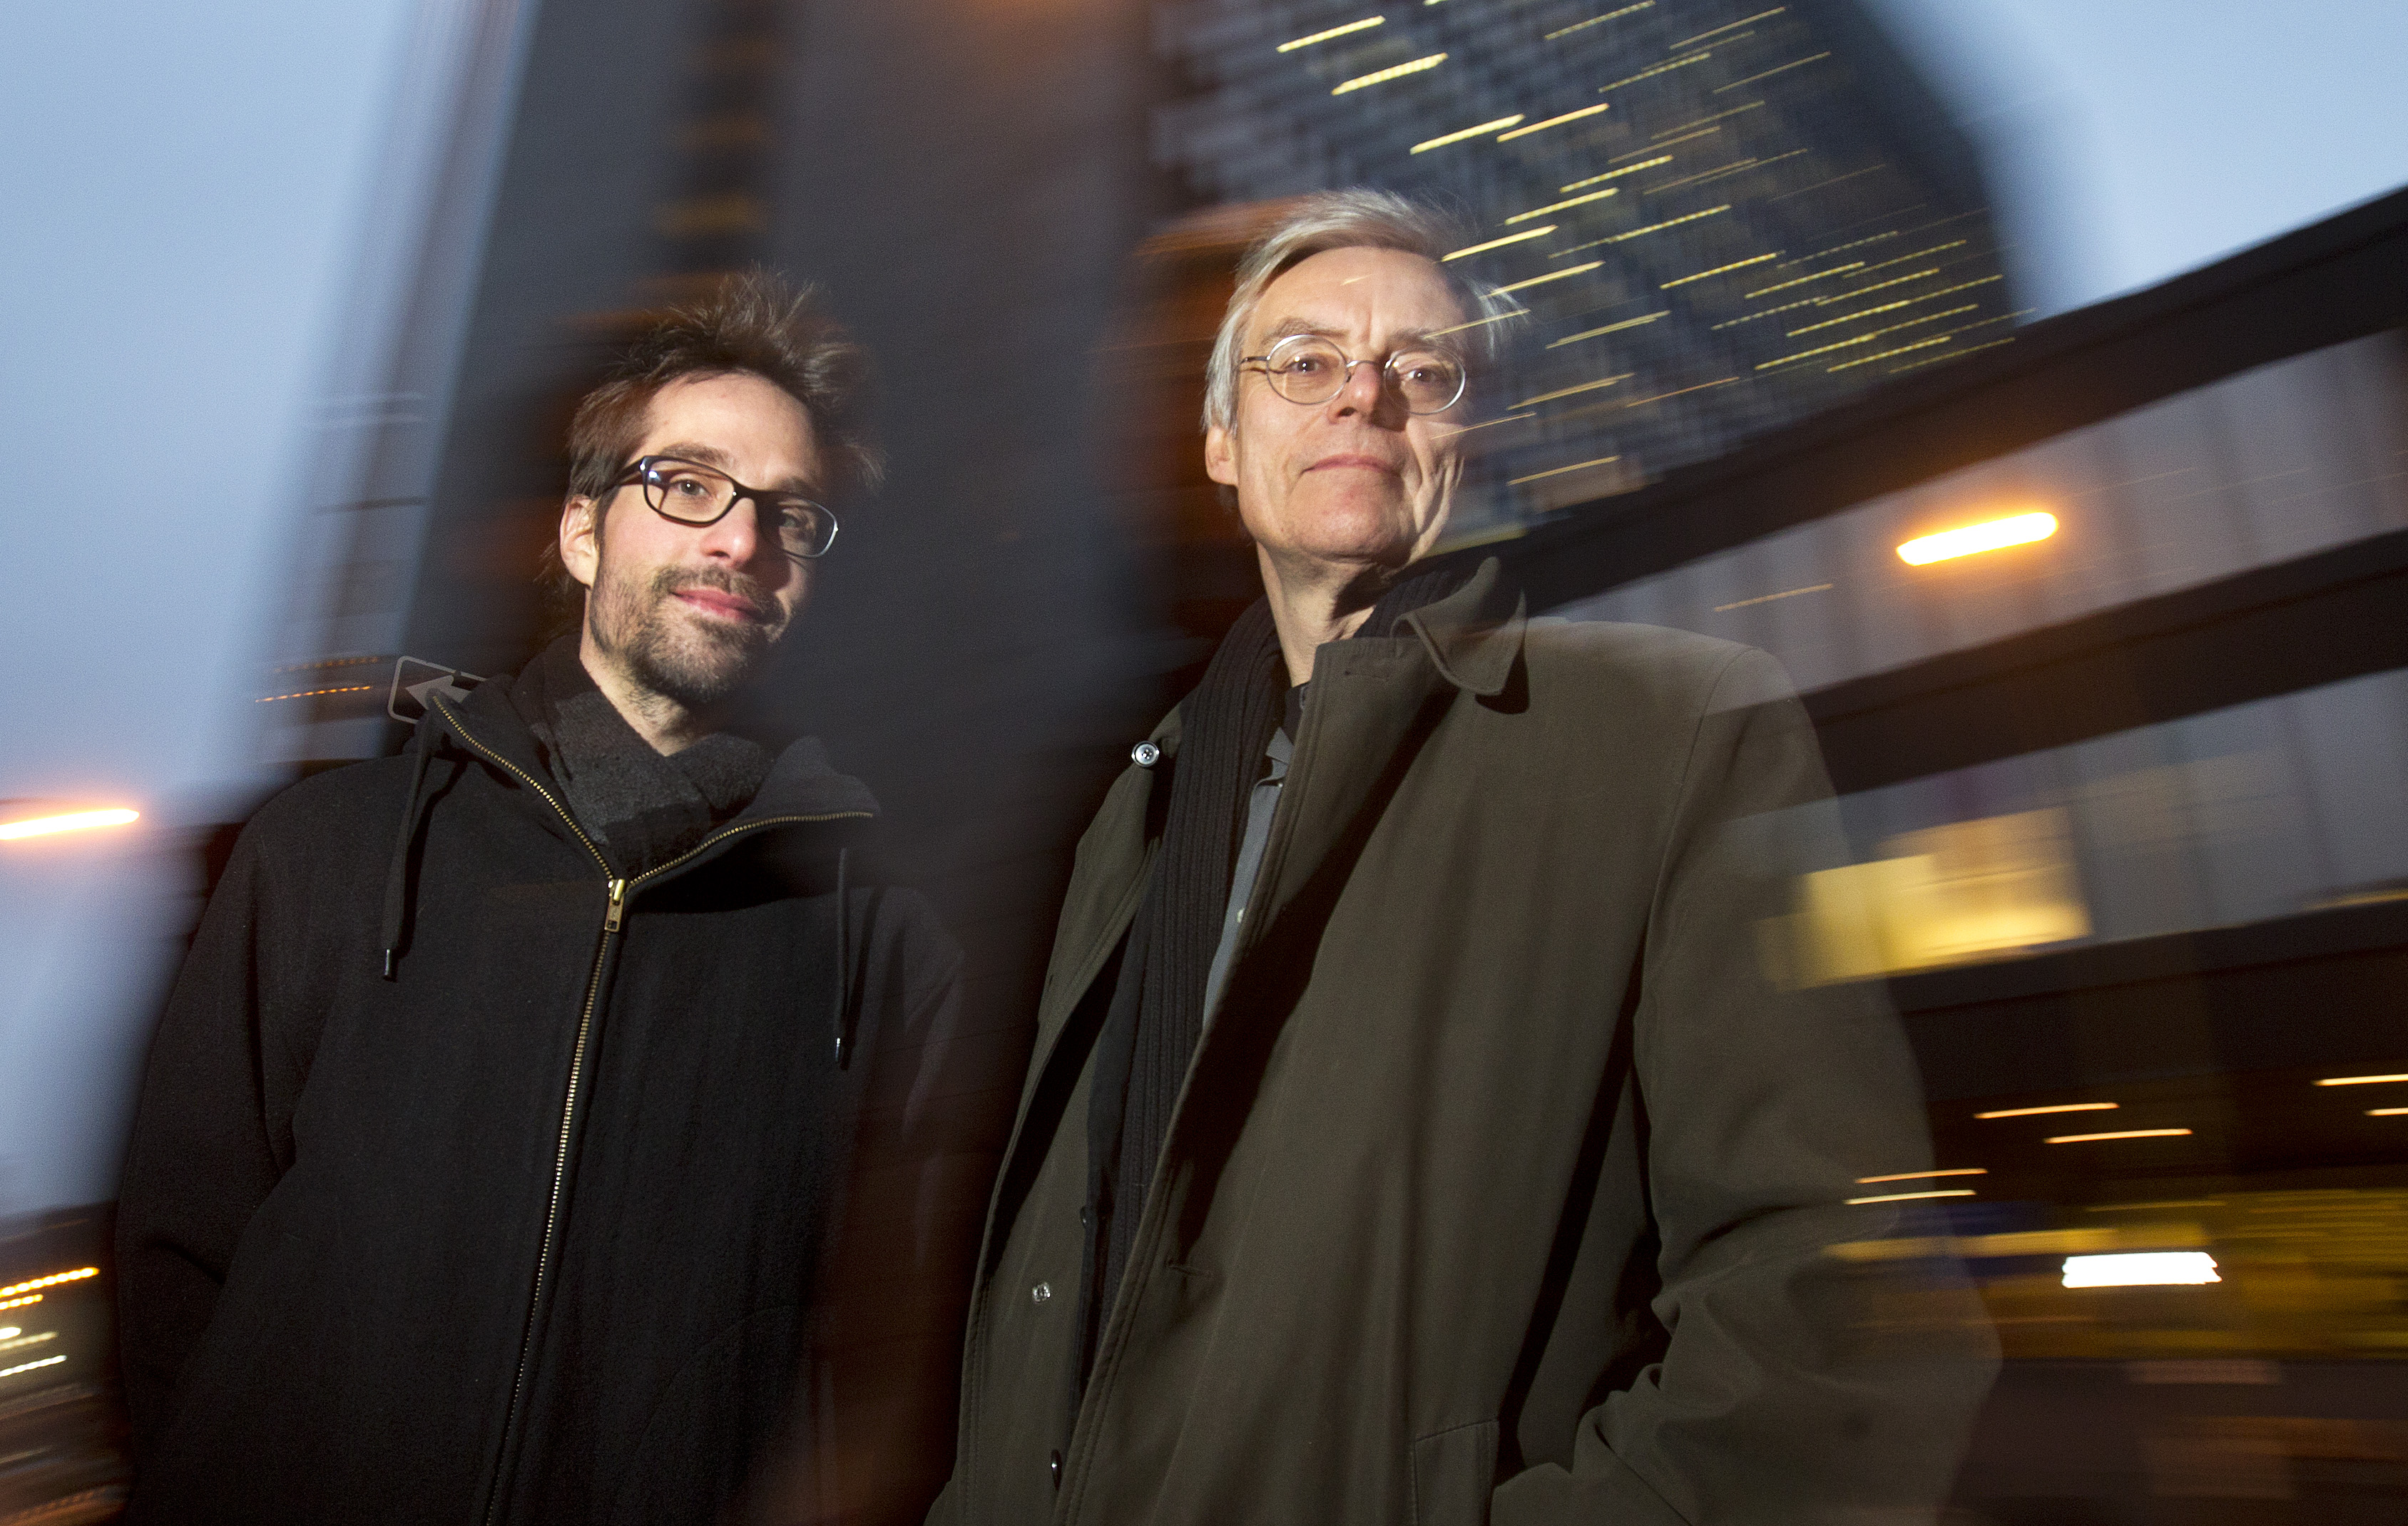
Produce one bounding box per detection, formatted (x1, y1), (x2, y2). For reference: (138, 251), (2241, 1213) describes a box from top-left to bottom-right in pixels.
(934, 190), (1992, 1526)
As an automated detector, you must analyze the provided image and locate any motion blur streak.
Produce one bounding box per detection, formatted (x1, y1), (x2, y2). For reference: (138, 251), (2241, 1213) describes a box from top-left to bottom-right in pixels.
(0, 811), (138, 843)
(2061, 1252), (2222, 1289)
(1896, 509), (2058, 563)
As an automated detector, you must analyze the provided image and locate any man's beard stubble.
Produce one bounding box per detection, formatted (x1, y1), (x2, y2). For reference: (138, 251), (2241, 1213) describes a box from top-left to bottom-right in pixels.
(586, 555), (783, 712)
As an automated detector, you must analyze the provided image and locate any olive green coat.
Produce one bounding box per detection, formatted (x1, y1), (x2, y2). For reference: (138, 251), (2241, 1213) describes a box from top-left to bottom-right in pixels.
(934, 561), (1992, 1526)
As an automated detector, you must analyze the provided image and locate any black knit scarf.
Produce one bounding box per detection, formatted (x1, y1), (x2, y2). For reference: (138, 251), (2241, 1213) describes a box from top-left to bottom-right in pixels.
(1083, 560), (1474, 1358)
(511, 637), (773, 876)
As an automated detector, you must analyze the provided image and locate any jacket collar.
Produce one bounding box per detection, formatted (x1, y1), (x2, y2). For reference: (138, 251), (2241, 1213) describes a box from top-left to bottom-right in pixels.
(1397, 555), (1525, 697)
(1135, 555), (1524, 762)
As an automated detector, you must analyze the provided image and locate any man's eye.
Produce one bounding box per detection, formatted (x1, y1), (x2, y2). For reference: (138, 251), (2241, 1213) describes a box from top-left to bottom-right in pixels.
(668, 476), (713, 498)
(1284, 355), (1328, 375)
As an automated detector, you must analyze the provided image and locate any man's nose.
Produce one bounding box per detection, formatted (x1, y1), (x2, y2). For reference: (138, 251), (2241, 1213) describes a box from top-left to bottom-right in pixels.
(697, 497), (772, 563)
(1330, 359), (1400, 421)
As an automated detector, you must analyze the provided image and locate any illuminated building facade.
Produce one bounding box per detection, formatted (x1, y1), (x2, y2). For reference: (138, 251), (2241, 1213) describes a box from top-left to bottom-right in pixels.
(1151, 0), (2023, 523)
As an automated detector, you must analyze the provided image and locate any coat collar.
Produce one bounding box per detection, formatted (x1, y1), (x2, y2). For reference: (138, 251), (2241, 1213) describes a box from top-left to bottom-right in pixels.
(1397, 555), (1525, 697)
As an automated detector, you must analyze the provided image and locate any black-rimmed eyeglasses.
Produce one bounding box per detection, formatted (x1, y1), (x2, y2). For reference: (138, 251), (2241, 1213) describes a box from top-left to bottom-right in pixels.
(608, 455), (840, 560)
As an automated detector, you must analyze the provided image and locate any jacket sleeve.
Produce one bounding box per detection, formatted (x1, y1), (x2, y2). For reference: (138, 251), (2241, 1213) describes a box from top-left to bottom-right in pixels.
(114, 819), (314, 1463)
(1491, 645), (1998, 1526)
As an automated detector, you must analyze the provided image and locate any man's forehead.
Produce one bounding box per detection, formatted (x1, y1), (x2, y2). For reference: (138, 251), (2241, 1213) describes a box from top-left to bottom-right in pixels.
(1250, 247), (1468, 343)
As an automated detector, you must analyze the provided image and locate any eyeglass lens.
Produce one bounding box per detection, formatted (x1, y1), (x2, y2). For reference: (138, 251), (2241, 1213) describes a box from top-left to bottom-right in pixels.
(639, 461), (835, 558)
(1259, 335), (1464, 414)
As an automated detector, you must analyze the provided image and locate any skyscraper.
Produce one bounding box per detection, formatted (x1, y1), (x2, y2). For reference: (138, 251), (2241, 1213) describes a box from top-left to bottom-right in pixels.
(1151, 0), (2023, 523)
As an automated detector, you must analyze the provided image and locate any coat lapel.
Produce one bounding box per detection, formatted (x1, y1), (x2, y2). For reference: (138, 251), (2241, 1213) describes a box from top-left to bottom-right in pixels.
(1248, 558), (1526, 937)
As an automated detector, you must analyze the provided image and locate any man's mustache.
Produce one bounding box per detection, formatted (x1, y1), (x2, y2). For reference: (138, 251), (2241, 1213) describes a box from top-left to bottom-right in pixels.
(648, 565), (777, 623)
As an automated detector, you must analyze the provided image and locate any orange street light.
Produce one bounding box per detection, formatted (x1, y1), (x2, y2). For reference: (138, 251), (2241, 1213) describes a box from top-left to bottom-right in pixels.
(1898, 511), (2058, 565)
(0, 807), (141, 842)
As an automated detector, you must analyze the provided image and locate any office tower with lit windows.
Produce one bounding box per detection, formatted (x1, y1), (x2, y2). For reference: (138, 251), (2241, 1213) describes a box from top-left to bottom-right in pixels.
(1151, 0), (2024, 520)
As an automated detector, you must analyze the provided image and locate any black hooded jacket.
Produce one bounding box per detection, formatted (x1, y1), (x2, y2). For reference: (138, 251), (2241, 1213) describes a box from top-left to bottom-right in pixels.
(116, 657), (975, 1525)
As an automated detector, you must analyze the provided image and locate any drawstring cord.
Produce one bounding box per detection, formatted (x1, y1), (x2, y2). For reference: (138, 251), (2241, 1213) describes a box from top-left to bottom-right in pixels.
(380, 714), (449, 979)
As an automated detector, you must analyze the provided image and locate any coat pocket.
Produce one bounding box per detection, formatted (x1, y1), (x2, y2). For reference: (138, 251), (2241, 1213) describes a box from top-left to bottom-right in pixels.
(1412, 1418), (1500, 1526)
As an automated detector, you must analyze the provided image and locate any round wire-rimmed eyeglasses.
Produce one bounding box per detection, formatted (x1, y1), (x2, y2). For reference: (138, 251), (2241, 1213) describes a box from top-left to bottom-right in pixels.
(607, 455), (840, 560)
(1237, 332), (1469, 415)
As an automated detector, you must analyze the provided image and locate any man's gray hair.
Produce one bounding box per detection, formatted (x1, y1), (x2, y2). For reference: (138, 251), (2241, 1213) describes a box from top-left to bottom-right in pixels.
(1202, 189), (1523, 434)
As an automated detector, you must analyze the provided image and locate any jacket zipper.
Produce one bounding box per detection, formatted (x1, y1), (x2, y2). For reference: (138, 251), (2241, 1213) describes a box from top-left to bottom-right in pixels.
(433, 698), (864, 1524)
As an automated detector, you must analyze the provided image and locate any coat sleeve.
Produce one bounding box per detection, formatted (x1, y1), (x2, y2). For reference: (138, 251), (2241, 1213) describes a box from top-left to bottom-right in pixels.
(114, 819), (314, 1463)
(1491, 645), (1998, 1526)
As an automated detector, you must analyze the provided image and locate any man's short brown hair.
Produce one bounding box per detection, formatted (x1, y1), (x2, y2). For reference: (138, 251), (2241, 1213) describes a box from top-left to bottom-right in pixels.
(541, 269), (879, 611)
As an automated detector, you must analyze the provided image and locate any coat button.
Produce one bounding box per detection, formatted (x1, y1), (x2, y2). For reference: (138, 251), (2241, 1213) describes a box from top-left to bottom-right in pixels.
(1131, 741), (1161, 767)
(1031, 1281), (1052, 1304)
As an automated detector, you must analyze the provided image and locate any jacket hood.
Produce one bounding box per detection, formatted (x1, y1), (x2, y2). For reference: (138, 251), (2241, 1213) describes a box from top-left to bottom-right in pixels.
(430, 660), (882, 825)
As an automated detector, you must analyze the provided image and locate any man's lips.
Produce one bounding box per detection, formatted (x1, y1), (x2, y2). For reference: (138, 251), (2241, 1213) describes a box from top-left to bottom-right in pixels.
(1305, 452), (1404, 477)
(671, 587), (769, 623)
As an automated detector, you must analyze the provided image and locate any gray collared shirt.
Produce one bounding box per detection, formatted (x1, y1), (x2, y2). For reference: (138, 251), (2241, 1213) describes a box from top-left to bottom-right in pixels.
(1200, 686), (1302, 1025)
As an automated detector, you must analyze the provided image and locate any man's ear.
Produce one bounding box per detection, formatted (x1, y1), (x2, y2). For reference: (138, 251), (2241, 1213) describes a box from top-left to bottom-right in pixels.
(558, 496), (601, 589)
(1204, 424), (1239, 488)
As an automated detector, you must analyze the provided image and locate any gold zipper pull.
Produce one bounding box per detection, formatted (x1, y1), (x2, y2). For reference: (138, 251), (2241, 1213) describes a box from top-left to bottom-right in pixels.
(603, 878), (627, 933)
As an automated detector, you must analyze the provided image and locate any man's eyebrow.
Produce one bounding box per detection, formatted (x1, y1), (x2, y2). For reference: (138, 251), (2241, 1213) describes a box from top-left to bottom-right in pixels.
(651, 441), (737, 470)
(651, 441), (819, 496)
(1255, 317), (1346, 348)
(1252, 317), (1467, 362)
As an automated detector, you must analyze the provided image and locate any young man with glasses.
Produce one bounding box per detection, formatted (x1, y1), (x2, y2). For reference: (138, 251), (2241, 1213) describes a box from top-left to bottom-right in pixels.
(116, 275), (981, 1525)
(934, 191), (1992, 1525)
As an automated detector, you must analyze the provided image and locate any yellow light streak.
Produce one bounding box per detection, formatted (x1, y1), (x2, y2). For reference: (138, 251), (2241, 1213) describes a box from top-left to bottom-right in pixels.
(1857, 1167), (1987, 1185)
(0, 1354), (66, 1381)
(2315, 1073), (2408, 1086)
(1654, 101), (1762, 138)
(1976, 1102), (2116, 1120)
(2369, 1107), (2408, 1116)
(1562, 157), (1669, 191)
(1768, 164), (1887, 203)
(1745, 262), (1863, 299)
(1854, 239), (1969, 275)
(1494, 261), (1602, 295)
(1429, 312), (1523, 337)
(1645, 148), (1808, 195)
(1548, 311), (1668, 347)
(1596, 53), (1710, 95)
(1411, 115), (1524, 153)
(1611, 376), (1738, 412)
(1662, 252), (1781, 288)
(0, 809), (139, 842)
(1638, 126), (1722, 154)
(1822, 309), (1981, 371)
(1504, 188), (1616, 223)
(1670, 6), (1784, 49)
(0, 1269), (97, 1301)
(1509, 454), (1621, 486)
(1713, 582), (1832, 612)
(0, 1296), (41, 1313)
(1714, 51), (1827, 92)
(1847, 1189), (1974, 1205)
(1790, 267), (1944, 322)
(1554, 204), (1730, 255)
(1802, 229), (1901, 262)
(1515, 374), (1632, 408)
(1889, 335), (2014, 374)
(1332, 51), (1447, 93)
(1897, 513), (2057, 565)
(1497, 103), (1611, 142)
(1443, 226), (1554, 260)
(1545, 1), (1653, 41)
(1277, 15), (1384, 51)
(2046, 1127), (2190, 1144)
